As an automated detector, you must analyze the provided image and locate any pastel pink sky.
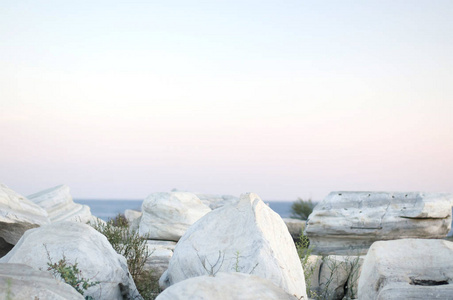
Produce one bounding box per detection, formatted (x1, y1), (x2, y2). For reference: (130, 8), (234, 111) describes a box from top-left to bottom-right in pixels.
(1, 1), (452, 200)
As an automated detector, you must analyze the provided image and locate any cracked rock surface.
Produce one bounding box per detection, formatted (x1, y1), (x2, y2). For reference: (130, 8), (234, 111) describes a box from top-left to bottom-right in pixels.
(305, 191), (453, 255)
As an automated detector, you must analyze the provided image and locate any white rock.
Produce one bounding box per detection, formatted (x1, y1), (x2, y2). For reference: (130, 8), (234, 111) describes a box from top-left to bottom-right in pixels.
(0, 263), (85, 300)
(160, 192), (307, 299)
(0, 222), (142, 300)
(195, 193), (239, 210)
(139, 192), (211, 241)
(0, 183), (49, 254)
(156, 272), (299, 300)
(145, 240), (176, 279)
(28, 184), (100, 224)
(358, 239), (453, 300)
(305, 191), (453, 255)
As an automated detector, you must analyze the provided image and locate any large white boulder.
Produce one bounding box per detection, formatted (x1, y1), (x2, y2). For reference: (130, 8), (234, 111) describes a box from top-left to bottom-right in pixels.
(0, 263), (84, 300)
(305, 191), (453, 255)
(28, 184), (100, 224)
(195, 193), (239, 210)
(156, 272), (299, 300)
(0, 183), (49, 256)
(0, 222), (142, 300)
(358, 239), (453, 300)
(160, 192), (307, 299)
(138, 192), (211, 241)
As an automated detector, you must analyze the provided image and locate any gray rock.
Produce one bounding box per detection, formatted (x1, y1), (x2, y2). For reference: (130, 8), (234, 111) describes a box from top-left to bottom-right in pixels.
(28, 184), (101, 224)
(139, 192), (211, 241)
(195, 193), (239, 210)
(283, 218), (306, 240)
(305, 191), (453, 255)
(0, 183), (50, 256)
(125, 209), (142, 232)
(0, 222), (142, 300)
(159, 192), (307, 299)
(0, 263), (85, 300)
(358, 239), (453, 300)
(156, 272), (299, 300)
(145, 240), (176, 279)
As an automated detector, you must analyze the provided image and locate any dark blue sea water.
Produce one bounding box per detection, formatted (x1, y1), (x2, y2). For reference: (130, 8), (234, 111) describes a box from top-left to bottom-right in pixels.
(74, 199), (294, 221)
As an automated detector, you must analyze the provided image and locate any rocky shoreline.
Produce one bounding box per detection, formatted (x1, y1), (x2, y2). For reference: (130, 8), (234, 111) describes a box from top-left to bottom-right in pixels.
(1, 183), (453, 299)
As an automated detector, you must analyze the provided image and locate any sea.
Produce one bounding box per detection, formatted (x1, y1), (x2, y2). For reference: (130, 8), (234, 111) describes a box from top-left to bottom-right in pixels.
(73, 199), (294, 221)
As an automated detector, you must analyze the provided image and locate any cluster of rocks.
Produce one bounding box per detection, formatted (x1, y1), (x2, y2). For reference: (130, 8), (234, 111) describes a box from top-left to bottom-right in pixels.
(2, 183), (453, 300)
(0, 183), (137, 300)
(304, 191), (453, 300)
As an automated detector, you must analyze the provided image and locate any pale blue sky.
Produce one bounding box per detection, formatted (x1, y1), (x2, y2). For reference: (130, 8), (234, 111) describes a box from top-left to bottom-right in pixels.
(1, 1), (452, 200)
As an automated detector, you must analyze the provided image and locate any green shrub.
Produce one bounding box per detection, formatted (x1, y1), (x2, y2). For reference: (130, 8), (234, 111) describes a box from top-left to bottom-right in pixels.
(91, 214), (160, 299)
(290, 198), (315, 220)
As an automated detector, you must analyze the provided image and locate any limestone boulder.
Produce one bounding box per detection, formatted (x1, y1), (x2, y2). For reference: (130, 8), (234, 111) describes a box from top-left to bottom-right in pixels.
(305, 191), (453, 255)
(156, 272), (299, 300)
(145, 240), (176, 279)
(0, 222), (142, 300)
(195, 193), (239, 210)
(159, 192), (307, 299)
(358, 239), (453, 300)
(0, 263), (84, 300)
(139, 192), (211, 241)
(28, 184), (101, 224)
(0, 183), (50, 256)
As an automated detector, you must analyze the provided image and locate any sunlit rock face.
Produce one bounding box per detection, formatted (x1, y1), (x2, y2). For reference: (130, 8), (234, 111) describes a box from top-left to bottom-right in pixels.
(28, 184), (100, 224)
(358, 239), (453, 300)
(139, 192), (211, 241)
(156, 272), (299, 300)
(305, 191), (453, 255)
(0, 183), (50, 256)
(159, 192), (307, 300)
(0, 263), (85, 300)
(0, 222), (142, 300)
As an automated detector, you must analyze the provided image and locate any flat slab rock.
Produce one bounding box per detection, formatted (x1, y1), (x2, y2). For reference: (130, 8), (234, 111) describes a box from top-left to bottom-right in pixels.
(28, 184), (100, 224)
(145, 240), (176, 279)
(156, 272), (299, 300)
(305, 191), (453, 255)
(160, 192), (307, 299)
(0, 183), (49, 253)
(358, 239), (453, 300)
(0, 263), (84, 300)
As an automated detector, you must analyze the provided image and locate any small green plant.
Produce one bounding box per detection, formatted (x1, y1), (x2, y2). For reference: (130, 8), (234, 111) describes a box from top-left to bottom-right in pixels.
(45, 245), (99, 300)
(290, 198), (315, 220)
(296, 233), (319, 298)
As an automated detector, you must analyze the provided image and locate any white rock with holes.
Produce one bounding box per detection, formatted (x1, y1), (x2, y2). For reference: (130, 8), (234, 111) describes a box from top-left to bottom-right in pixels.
(0, 222), (142, 300)
(358, 239), (453, 300)
(28, 185), (101, 224)
(156, 272), (299, 300)
(139, 192), (211, 241)
(159, 192), (307, 299)
(305, 191), (453, 255)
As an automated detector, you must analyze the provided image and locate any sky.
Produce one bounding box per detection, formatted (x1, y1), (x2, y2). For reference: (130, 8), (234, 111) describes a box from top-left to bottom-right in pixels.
(1, 1), (452, 201)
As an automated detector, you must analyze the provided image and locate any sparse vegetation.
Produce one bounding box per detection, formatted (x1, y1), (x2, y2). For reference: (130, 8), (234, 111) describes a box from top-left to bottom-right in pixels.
(45, 245), (99, 300)
(290, 198), (315, 220)
(91, 214), (160, 300)
(295, 233), (361, 300)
